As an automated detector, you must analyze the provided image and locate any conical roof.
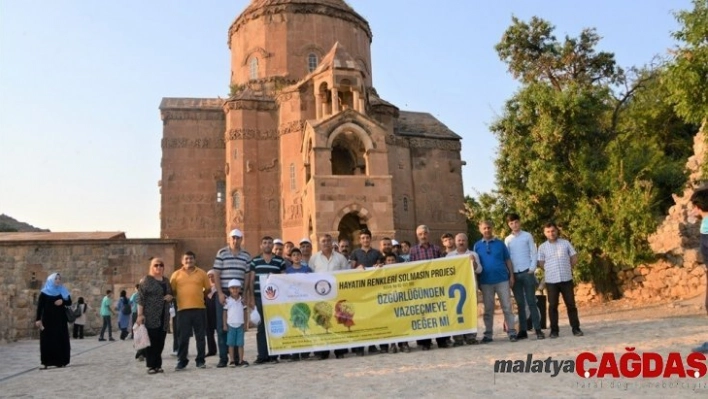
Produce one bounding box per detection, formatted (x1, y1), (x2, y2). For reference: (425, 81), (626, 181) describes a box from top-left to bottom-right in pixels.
(229, 0), (371, 47)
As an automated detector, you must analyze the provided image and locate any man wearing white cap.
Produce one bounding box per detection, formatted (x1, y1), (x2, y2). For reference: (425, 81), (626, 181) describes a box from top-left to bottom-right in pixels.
(273, 239), (285, 257)
(212, 228), (252, 368)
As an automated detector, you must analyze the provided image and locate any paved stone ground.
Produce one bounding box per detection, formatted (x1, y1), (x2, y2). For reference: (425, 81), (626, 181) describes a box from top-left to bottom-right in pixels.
(1, 297), (707, 399)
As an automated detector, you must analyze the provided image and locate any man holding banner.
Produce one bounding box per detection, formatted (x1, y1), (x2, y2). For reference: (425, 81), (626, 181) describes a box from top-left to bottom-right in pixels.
(248, 236), (287, 365)
(409, 224), (449, 350)
(309, 233), (350, 359)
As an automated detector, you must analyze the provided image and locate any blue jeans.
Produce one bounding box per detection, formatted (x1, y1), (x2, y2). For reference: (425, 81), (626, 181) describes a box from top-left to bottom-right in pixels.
(215, 290), (229, 364)
(99, 315), (112, 339)
(512, 271), (541, 331)
(480, 280), (516, 338)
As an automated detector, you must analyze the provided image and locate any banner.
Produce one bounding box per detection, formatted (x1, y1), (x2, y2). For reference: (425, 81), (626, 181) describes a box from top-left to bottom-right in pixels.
(259, 255), (477, 355)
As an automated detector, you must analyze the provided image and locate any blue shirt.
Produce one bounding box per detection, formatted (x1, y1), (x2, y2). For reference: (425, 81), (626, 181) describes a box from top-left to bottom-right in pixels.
(285, 265), (313, 274)
(701, 217), (708, 234)
(473, 238), (511, 285)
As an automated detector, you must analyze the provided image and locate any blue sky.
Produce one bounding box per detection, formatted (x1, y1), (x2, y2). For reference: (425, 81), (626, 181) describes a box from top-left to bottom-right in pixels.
(0, 0), (692, 237)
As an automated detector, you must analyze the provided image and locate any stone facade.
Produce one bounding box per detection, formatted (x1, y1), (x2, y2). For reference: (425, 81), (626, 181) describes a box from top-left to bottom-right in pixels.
(0, 235), (177, 342)
(160, 0), (467, 256)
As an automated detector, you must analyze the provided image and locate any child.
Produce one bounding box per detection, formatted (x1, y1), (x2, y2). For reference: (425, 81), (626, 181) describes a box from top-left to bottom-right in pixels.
(690, 188), (708, 354)
(285, 248), (313, 274)
(223, 279), (248, 367)
(285, 248), (312, 360)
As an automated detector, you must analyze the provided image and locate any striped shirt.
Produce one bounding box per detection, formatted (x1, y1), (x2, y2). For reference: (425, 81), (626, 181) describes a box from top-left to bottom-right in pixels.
(538, 238), (576, 284)
(409, 243), (443, 261)
(249, 254), (287, 295)
(213, 246), (251, 291)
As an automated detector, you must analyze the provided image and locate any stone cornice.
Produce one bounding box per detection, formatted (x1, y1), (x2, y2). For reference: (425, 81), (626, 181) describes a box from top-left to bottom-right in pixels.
(223, 99), (277, 112)
(385, 135), (462, 151)
(228, 3), (372, 48)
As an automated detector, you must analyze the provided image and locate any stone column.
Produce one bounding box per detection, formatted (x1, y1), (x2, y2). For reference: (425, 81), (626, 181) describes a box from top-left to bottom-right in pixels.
(352, 89), (360, 112)
(315, 93), (323, 119)
(331, 87), (340, 114)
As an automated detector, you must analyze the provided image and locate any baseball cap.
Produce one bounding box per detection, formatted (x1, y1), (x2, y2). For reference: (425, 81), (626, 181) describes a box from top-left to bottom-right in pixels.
(228, 279), (242, 288)
(392, 239), (400, 246)
(229, 228), (243, 238)
(299, 237), (312, 245)
(273, 238), (284, 245)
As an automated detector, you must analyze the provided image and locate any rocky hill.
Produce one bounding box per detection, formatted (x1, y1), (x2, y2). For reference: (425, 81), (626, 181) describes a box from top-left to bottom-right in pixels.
(0, 214), (49, 232)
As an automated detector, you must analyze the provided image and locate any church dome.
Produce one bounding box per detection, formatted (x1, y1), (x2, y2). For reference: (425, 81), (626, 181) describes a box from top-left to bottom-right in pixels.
(229, 0), (371, 48)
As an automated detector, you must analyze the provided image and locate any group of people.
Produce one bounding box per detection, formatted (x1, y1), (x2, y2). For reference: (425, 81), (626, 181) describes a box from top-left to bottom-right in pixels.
(32, 216), (584, 372)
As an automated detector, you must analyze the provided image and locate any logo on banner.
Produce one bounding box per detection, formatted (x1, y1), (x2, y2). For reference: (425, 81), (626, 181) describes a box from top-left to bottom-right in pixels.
(314, 280), (332, 296)
(263, 283), (279, 300)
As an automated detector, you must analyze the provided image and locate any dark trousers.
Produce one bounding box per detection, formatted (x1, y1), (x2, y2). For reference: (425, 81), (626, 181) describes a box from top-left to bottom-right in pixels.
(145, 328), (167, 369)
(206, 323), (217, 356)
(255, 297), (270, 360)
(177, 309), (206, 364)
(99, 316), (112, 339)
(416, 337), (448, 349)
(172, 316), (179, 352)
(130, 312), (137, 338)
(546, 280), (580, 333)
(73, 323), (84, 339)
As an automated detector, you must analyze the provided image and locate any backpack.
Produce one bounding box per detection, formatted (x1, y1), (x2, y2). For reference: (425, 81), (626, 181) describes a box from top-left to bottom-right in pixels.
(121, 298), (132, 315)
(73, 304), (82, 318)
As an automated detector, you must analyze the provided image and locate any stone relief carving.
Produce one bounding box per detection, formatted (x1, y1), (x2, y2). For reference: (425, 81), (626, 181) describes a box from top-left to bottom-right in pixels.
(278, 120), (307, 136)
(162, 137), (226, 149)
(287, 197), (303, 221)
(258, 158), (278, 172)
(224, 100), (277, 111)
(246, 161), (253, 173)
(232, 210), (244, 225)
(163, 168), (222, 181)
(226, 129), (279, 141)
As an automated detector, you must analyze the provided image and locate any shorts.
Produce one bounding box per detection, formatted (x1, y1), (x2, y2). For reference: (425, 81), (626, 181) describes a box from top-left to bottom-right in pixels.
(226, 325), (244, 347)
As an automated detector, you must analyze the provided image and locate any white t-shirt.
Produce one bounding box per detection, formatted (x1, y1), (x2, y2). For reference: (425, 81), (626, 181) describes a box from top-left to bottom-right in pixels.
(446, 249), (483, 274)
(224, 296), (245, 328)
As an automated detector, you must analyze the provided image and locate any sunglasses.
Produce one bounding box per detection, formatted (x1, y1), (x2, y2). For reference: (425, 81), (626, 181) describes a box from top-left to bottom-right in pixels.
(153, 263), (165, 268)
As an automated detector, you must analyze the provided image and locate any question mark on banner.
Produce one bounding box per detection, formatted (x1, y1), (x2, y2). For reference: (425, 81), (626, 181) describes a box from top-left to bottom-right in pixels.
(448, 284), (467, 323)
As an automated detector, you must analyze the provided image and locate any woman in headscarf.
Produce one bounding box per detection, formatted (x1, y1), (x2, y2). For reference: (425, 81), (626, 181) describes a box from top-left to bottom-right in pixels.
(136, 257), (174, 374)
(116, 290), (131, 340)
(35, 272), (72, 369)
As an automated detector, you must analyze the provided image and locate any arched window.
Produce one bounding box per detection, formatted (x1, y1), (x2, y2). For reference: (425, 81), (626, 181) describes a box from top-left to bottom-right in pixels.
(403, 197), (409, 212)
(289, 163), (296, 191)
(249, 57), (258, 80)
(216, 181), (226, 203)
(308, 53), (319, 73)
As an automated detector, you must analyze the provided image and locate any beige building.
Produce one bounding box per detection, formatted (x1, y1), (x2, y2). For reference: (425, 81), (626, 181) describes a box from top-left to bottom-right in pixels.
(159, 0), (466, 257)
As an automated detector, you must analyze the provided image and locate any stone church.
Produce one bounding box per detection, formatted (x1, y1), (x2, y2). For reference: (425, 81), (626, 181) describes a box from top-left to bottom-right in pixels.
(159, 0), (466, 257)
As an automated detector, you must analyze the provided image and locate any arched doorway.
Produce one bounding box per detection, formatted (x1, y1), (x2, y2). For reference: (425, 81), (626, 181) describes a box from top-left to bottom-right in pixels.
(337, 212), (368, 247)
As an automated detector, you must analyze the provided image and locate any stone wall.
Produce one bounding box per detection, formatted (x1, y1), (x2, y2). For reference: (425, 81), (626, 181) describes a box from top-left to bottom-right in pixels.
(0, 239), (177, 343)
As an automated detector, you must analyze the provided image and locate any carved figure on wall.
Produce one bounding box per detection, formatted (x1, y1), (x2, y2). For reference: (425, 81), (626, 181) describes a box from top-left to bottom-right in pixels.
(246, 160), (253, 172)
(232, 210), (244, 225)
(258, 158), (278, 172)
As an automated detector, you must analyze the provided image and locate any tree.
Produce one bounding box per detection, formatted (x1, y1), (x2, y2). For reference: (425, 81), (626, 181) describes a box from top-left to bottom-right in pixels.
(665, 0), (708, 125)
(488, 16), (698, 298)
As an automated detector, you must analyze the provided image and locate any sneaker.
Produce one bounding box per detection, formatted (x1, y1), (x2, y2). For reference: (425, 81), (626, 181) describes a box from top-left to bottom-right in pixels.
(196, 362), (206, 369)
(216, 360), (228, 368)
(98, 338), (106, 342)
(238, 361), (249, 368)
(536, 330), (545, 340)
(108, 338), (116, 341)
(692, 342), (708, 354)
(229, 361), (236, 368)
(572, 328), (584, 337)
(253, 358), (269, 365)
(516, 331), (528, 340)
(509, 335), (518, 342)
(550, 332), (559, 339)
(175, 362), (187, 371)
(481, 337), (493, 344)
(137, 355), (145, 362)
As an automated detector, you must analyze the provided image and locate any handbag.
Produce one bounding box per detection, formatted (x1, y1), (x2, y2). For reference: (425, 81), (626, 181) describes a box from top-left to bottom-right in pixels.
(65, 306), (77, 323)
(133, 323), (151, 350)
